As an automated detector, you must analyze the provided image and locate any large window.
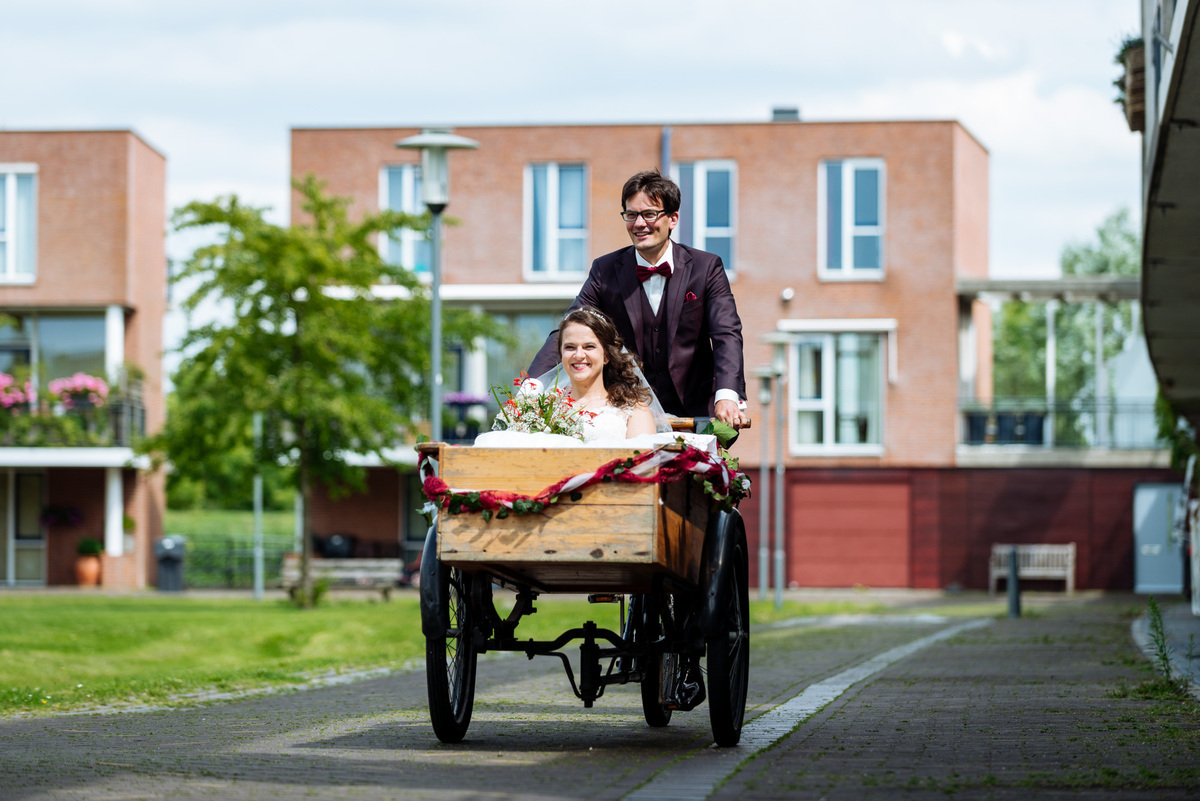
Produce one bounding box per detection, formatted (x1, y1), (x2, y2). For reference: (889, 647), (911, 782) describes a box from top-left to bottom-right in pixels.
(0, 166), (37, 283)
(673, 160), (735, 272)
(525, 164), (587, 277)
(484, 312), (558, 393)
(380, 164), (431, 275)
(819, 158), (884, 279)
(0, 311), (106, 388)
(791, 332), (883, 453)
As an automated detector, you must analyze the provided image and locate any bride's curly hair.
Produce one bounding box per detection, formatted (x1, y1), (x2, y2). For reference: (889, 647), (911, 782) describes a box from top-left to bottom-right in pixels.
(557, 307), (652, 410)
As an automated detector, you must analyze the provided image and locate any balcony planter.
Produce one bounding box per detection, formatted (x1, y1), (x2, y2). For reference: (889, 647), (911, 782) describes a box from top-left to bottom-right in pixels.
(75, 537), (104, 587)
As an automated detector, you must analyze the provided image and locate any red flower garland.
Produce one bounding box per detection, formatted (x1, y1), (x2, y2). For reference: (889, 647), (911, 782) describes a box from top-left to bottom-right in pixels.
(421, 444), (748, 521)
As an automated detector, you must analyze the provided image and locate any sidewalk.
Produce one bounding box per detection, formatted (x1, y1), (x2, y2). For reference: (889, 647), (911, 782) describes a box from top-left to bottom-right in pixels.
(1132, 595), (1200, 700)
(711, 593), (1200, 800)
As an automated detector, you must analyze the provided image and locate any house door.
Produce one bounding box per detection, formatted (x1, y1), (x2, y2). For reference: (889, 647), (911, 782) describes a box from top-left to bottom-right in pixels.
(1, 471), (46, 586)
(1133, 483), (1183, 594)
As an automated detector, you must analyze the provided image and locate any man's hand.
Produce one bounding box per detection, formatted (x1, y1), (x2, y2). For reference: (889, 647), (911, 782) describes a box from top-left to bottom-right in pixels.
(715, 398), (747, 428)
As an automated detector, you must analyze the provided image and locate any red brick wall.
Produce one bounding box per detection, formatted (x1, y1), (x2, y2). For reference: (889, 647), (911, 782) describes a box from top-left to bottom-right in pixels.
(749, 466), (1180, 591)
(44, 468), (106, 586)
(0, 131), (163, 307)
(125, 134), (167, 434)
(291, 121), (987, 472)
(309, 469), (403, 556)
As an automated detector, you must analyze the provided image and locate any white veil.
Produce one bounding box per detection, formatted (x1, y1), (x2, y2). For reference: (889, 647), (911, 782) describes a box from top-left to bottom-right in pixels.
(535, 350), (674, 434)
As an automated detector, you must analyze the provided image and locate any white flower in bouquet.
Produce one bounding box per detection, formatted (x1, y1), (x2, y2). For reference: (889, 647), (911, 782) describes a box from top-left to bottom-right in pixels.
(490, 373), (595, 440)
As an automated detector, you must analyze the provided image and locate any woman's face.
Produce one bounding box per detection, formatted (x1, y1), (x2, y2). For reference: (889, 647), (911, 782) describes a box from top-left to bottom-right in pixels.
(560, 322), (607, 385)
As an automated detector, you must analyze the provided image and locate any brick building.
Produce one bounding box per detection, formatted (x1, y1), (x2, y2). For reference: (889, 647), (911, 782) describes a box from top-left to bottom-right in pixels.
(0, 130), (166, 589)
(290, 117), (1171, 590)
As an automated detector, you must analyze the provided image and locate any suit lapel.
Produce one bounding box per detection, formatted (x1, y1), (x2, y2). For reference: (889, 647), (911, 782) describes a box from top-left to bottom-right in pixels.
(617, 247), (645, 347)
(663, 242), (690, 354)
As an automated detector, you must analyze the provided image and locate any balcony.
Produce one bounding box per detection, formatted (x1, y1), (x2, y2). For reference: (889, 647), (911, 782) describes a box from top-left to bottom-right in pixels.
(958, 398), (1167, 467)
(0, 385), (145, 448)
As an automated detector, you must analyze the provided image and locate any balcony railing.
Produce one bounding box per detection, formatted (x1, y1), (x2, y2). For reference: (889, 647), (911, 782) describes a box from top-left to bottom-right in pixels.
(0, 389), (146, 448)
(959, 398), (1161, 449)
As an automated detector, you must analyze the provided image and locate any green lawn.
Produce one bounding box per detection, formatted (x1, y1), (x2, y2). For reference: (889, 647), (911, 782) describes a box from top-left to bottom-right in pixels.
(0, 592), (896, 717)
(164, 509), (296, 543)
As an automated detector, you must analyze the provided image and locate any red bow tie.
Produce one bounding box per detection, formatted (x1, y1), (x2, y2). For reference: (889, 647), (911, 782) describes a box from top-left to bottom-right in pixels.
(636, 262), (671, 282)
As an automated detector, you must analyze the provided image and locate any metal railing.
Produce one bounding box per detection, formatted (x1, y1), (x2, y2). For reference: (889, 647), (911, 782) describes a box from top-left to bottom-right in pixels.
(0, 382), (145, 448)
(177, 536), (294, 589)
(960, 398), (1161, 448)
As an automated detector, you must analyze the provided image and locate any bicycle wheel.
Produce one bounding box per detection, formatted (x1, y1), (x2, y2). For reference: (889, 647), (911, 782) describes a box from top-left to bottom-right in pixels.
(707, 529), (749, 747)
(426, 566), (477, 743)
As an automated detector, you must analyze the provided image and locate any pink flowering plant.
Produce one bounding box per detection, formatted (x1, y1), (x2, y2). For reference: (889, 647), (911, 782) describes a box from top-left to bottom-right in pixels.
(0, 373), (32, 411)
(490, 372), (596, 441)
(48, 373), (109, 410)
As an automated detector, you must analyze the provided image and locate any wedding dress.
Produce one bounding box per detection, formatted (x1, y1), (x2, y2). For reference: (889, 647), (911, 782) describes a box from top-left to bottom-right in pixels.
(580, 404), (633, 443)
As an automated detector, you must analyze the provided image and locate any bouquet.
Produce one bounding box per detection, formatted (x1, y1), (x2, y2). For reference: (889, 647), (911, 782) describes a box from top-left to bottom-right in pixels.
(490, 373), (595, 441)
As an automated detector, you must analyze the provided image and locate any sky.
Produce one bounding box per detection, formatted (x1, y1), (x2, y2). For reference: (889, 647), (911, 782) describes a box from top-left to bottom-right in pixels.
(2, 0), (1142, 282)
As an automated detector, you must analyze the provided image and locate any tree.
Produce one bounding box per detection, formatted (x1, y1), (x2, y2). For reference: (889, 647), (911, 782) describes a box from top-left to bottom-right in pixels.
(992, 209), (1141, 442)
(157, 176), (496, 606)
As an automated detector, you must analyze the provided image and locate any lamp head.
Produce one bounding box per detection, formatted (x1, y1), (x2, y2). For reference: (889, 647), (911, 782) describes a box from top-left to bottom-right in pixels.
(395, 129), (479, 209)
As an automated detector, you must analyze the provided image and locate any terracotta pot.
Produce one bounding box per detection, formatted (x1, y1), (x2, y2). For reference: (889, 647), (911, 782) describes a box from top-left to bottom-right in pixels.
(75, 555), (101, 587)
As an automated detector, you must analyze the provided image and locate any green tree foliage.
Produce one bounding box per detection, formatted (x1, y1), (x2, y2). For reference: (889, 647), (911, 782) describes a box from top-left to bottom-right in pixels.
(991, 209), (1142, 444)
(153, 176), (496, 605)
(993, 208), (1140, 404)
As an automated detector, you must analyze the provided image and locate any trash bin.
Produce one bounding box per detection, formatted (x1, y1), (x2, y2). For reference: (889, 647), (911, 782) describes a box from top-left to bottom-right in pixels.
(155, 535), (186, 592)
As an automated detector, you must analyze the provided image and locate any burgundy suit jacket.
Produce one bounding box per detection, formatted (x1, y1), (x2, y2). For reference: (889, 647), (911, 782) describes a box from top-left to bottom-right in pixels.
(529, 243), (745, 417)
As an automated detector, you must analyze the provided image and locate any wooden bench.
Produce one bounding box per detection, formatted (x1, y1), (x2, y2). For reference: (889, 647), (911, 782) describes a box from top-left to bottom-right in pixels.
(988, 543), (1076, 595)
(281, 554), (407, 600)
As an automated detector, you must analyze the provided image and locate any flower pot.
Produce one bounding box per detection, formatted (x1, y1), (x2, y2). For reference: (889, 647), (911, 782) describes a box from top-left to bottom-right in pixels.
(75, 554), (101, 587)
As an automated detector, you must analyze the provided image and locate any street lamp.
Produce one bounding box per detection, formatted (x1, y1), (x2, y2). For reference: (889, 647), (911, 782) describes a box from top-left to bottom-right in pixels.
(396, 129), (480, 443)
(753, 365), (780, 600)
(763, 332), (790, 608)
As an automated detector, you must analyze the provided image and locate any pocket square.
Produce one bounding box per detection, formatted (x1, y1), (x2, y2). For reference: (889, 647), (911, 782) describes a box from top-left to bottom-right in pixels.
(685, 291), (697, 302)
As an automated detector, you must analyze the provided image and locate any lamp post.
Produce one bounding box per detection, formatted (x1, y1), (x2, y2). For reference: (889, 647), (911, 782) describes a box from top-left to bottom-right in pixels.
(396, 129), (480, 443)
(753, 366), (780, 600)
(764, 333), (790, 608)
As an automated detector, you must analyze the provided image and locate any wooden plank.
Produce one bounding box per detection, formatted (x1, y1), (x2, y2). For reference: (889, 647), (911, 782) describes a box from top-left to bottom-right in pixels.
(439, 447), (652, 496)
(441, 503), (658, 562)
(435, 445), (709, 592)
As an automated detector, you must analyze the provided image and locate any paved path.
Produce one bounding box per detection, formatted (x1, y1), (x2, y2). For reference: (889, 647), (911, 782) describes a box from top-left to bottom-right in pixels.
(2, 595), (1198, 800)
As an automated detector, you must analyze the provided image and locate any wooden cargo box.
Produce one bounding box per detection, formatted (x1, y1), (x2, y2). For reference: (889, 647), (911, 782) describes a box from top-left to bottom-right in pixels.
(433, 445), (709, 593)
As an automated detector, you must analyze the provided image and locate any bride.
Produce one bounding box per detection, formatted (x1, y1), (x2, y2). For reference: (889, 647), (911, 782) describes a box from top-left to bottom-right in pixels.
(554, 307), (658, 442)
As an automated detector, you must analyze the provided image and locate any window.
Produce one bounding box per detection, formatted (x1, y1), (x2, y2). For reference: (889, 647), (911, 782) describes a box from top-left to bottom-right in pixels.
(791, 332), (883, 453)
(673, 160), (736, 272)
(819, 159), (884, 278)
(525, 164), (587, 277)
(0, 165), (38, 283)
(0, 311), (106, 390)
(484, 312), (558, 394)
(380, 164), (431, 275)
(15, 473), (43, 541)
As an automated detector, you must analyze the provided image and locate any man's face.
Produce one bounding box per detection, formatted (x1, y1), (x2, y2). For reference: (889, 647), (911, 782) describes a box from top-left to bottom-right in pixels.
(624, 191), (678, 261)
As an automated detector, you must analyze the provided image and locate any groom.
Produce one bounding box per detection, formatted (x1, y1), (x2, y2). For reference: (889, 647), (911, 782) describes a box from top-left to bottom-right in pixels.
(528, 169), (747, 426)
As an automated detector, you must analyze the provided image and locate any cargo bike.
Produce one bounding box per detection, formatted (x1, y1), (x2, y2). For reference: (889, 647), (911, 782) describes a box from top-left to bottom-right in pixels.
(415, 420), (750, 747)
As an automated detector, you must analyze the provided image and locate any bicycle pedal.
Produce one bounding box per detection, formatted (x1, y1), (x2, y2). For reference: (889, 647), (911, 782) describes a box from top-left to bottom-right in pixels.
(587, 593), (622, 604)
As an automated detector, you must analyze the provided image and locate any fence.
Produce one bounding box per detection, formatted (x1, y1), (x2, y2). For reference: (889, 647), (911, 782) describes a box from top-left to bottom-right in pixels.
(960, 399), (1160, 448)
(175, 536), (294, 590)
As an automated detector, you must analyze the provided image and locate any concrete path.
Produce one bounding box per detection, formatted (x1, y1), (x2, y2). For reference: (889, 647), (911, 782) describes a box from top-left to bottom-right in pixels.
(2, 594), (1198, 800)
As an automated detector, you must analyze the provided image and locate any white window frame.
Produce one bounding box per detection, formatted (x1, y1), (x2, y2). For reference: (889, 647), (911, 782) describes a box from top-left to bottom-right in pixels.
(378, 164), (430, 281)
(817, 158), (885, 281)
(671, 159), (737, 275)
(523, 163), (589, 281)
(0, 164), (38, 285)
(776, 319), (896, 457)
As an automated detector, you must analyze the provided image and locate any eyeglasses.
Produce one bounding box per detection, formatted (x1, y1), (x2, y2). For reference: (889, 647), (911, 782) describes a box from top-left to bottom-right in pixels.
(619, 209), (669, 223)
